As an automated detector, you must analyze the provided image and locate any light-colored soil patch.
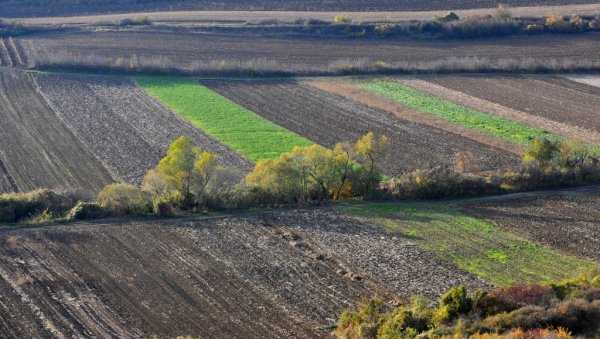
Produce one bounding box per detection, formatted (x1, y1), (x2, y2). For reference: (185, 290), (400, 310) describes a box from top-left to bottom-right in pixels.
(565, 75), (600, 89)
(14, 4), (600, 25)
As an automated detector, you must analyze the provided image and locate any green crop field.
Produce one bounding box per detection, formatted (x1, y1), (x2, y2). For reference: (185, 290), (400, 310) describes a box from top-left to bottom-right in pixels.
(343, 203), (596, 286)
(136, 77), (314, 161)
(356, 80), (558, 146)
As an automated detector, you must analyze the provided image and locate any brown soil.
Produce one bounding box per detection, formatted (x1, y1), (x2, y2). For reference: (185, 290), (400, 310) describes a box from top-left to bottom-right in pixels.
(206, 80), (519, 175)
(0, 69), (114, 193)
(0, 209), (486, 337)
(21, 31), (600, 74)
(400, 77), (600, 146)
(459, 191), (600, 262)
(425, 75), (600, 136)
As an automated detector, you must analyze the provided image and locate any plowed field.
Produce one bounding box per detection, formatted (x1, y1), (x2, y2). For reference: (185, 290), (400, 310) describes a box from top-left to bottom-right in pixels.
(22, 31), (600, 75)
(0, 209), (487, 338)
(33, 73), (251, 184)
(425, 76), (600, 136)
(206, 80), (519, 174)
(0, 69), (113, 193)
(460, 191), (600, 262)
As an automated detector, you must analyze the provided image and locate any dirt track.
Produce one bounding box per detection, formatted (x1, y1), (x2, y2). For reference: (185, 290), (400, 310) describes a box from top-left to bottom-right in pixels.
(206, 80), (519, 174)
(14, 4), (600, 25)
(0, 69), (114, 193)
(0, 209), (486, 338)
(21, 31), (600, 74)
(2, 1), (597, 18)
(459, 190), (600, 262)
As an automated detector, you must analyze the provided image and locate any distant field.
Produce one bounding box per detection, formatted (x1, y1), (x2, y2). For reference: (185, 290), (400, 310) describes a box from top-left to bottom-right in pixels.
(344, 203), (597, 286)
(2, 0), (597, 18)
(206, 80), (519, 174)
(137, 77), (313, 161)
(356, 80), (556, 146)
(21, 31), (600, 75)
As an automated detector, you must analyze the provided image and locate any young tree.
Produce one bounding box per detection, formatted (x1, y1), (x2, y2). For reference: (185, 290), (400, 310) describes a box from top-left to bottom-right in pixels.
(156, 136), (201, 205)
(352, 132), (389, 198)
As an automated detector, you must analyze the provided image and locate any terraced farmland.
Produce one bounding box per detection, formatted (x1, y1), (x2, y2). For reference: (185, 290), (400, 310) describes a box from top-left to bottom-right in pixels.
(0, 209), (487, 337)
(0, 69), (113, 193)
(206, 80), (519, 174)
(460, 188), (600, 262)
(137, 77), (313, 161)
(421, 76), (600, 141)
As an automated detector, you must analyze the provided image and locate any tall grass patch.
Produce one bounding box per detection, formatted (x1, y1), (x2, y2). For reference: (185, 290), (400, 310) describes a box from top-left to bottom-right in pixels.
(356, 80), (557, 145)
(343, 203), (596, 286)
(136, 77), (313, 161)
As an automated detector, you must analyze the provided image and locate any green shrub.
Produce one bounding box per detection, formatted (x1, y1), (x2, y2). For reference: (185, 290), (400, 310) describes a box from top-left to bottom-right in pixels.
(334, 14), (352, 24)
(66, 201), (105, 221)
(152, 200), (176, 217)
(98, 183), (151, 216)
(0, 189), (76, 223)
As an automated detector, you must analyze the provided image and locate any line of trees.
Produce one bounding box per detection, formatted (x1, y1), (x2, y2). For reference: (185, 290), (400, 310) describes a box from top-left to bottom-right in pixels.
(3, 134), (600, 223)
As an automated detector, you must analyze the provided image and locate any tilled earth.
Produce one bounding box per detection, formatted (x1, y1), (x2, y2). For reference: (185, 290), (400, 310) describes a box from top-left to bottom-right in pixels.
(459, 192), (600, 261)
(32, 73), (251, 185)
(21, 31), (600, 75)
(0, 69), (114, 193)
(0, 209), (486, 338)
(206, 80), (519, 174)
(425, 75), (600, 134)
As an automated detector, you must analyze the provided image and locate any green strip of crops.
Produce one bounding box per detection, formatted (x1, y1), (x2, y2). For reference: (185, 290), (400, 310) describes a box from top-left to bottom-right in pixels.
(136, 77), (313, 161)
(356, 80), (558, 145)
(343, 204), (596, 286)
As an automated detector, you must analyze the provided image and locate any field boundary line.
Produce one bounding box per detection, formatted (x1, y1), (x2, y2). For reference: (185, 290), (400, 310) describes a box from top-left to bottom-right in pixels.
(7, 37), (23, 67)
(29, 73), (122, 183)
(306, 80), (523, 156)
(400, 78), (600, 147)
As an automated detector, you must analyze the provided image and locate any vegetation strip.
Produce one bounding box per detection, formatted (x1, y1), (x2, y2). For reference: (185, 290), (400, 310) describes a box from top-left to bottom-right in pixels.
(342, 203), (596, 286)
(356, 80), (557, 146)
(136, 77), (314, 161)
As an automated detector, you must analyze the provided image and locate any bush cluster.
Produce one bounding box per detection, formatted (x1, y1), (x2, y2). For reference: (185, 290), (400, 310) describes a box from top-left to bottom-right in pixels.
(0, 189), (84, 223)
(334, 270), (600, 338)
(385, 138), (600, 199)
